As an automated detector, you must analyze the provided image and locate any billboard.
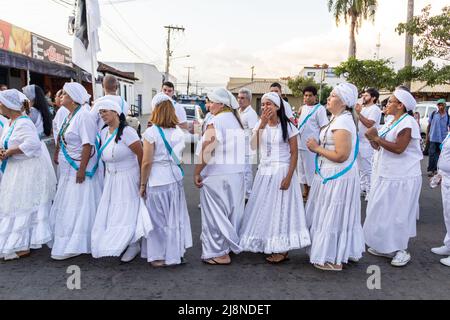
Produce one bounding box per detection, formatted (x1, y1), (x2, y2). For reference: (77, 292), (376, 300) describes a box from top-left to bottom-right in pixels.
(0, 19), (32, 57)
(32, 34), (72, 67)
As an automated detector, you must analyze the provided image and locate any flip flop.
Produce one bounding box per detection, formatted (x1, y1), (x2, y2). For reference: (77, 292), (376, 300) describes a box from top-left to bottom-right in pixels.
(202, 258), (231, 266)
(314, 263), (343, 271)
(266, 253), (289, 264)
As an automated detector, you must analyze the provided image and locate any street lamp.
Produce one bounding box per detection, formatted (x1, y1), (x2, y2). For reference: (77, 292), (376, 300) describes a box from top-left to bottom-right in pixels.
(171, 54), (191, 61)
(314, 63), (329, 103)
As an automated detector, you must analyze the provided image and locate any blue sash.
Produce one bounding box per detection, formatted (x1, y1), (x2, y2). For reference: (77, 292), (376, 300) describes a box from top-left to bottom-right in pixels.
(315, 136), (359, 185)
(298, 104), (321, 130)
(120, 97), (125, 113)
(0, 120), (4, 128)
(379, 113), (409, 138)
(155, 125), (184, 177)
(0, 116), (30, 173)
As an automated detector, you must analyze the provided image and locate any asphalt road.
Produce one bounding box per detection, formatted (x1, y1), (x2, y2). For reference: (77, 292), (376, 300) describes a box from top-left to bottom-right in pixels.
(0, 123), (449, 300)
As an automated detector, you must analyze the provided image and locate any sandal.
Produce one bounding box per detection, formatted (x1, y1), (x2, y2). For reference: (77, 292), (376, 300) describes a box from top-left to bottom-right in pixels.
(314, 262), (343, 271)
(266, 252), (289, 264)
(202, 258), (231, 266)
(151, 260), (167, 268)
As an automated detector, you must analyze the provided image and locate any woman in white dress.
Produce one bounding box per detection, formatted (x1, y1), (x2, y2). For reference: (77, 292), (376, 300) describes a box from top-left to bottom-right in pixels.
(49, 82), (102, 261)
(305, 83), (365, 271)
(52, 89), (69, 144)
(22, 85), (53, 138)
(91, 99), (152, 260)
(0, 89), (56, 261)
(239, 92), (311, 263)
(431, 131), (450, 267)
(194, 88), (245, 265)
(140, 93), (192, 267)
(0, 112), (8, 183)
(364, 89), (423, 267)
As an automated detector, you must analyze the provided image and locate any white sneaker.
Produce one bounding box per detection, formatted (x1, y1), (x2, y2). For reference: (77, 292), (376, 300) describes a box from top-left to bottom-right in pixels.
(121, 243), (140, 263)
(431, 246), (450, 256)
(391, 250), (411, 267)
(440, 256), (450, 267)
(368, 247), (395, 258)
(51, 254), (81, 261)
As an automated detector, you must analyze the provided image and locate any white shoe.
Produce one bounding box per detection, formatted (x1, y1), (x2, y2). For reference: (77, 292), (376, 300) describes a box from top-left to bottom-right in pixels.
(368, 247), (395, 258)
(51, 254), (81, 261)
(440, 256), (450, 267)
(391, 250), (411, 267)
(121, 243), (140, 263)
(431, 246), (450, 256)
(198, 203), (201, 209)
(4, 253), (19, 261)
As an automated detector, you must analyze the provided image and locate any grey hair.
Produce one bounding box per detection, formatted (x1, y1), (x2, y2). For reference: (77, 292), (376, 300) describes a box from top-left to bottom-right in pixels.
(238, 88), (252, 102)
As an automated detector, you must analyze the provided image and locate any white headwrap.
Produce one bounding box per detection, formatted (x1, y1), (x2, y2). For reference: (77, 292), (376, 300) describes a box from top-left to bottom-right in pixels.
(334, 82), (359, 108)
(0, 89), (29, 111)
(394, 89), (416, 112)
(152, 92), (173, 111)
(93, 99), (122, 115)
(261, 92), (281, 109)
(208, 88), (239, 110)
(22, 85), (36, 101)
(63, 82), (91, 108)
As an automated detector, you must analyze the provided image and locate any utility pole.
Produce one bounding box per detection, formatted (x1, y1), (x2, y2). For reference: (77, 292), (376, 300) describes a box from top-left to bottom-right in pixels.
(251, 66), (255, 82)
(195, 81), (199, 95)
(404, 0), (414, 90)
(164, 25), (185, 82)
(185, 66), (195, 95)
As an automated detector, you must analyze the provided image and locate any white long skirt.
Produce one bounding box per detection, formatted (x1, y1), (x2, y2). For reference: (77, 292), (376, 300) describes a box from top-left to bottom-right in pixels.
(141, 180), (192, 265)
(244, 156), (254, 200)
(358, 143), (374, 194)
(0, 153), (56, 255)
(91, 165), (153, 258)
(49, 161), (102, 256)
(442, 174), (450, 250)
(200, 173), (244, 260)
(306, 166), (365, 265)
(297, 149), (315, 186)
(363, 175), (421, 253)
(239, 163), (311, 253)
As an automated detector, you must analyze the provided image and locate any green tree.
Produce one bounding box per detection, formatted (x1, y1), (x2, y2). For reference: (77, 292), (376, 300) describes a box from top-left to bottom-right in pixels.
(396, 5), (450, 61)
(334, 57), (398, 91)
(327, 0), (378, 58)
(319, 85), (333, 105)
(287, 77), (318, 98)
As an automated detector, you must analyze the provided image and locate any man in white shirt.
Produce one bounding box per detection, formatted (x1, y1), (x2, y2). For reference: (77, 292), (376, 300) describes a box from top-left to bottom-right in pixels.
(297, 86), (329, 201)
(237, 88), (259, 201)
(356, 88), (382, 200)
(270, 82), (295, 123)
(161, 81), (188, 131)
(91, 75), (130, 131)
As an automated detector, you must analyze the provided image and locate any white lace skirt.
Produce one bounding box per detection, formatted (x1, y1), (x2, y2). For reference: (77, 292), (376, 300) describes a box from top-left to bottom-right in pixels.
(0, 151), (56, 255)
(364, 175), (421, 253)
(306, 165), (365, 265)
(141, 181), (192, 265)
(91, 165), (153, 258)
(49, 161), (102, 256)
(239, 163), (311, 253)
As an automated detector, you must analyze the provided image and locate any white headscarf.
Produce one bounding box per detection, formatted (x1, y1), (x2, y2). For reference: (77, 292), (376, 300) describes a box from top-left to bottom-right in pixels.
(261, 92), (281, 109)
(208, 88), (239, 110)
(152, 92), (173, 111)
(93, 99), (122, 115)
(334, 82), (359, 108)
(394, 89), (416, 112)
(0, 89), (29, 111)
(63, 82), (91, 108)
(22, 85), (36, 101)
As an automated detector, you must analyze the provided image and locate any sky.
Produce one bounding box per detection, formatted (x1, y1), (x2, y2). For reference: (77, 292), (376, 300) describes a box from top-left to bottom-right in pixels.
(0, 0), (448, 91)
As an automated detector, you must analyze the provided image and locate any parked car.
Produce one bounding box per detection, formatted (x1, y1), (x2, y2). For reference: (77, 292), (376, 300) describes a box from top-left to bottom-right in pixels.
(414, 101), (450, 151)
(178, 103), (204, 145)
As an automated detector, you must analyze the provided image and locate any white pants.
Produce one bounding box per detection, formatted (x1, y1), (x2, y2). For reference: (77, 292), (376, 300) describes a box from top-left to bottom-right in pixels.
(244, 155), (254, 199)
(442, 175), (450, 250)
(358, 144), (374, 193)
(297, 149), (315, 187)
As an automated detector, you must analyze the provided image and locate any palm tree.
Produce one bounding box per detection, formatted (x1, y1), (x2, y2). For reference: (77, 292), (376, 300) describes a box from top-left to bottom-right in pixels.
(328, 0), (378, 58)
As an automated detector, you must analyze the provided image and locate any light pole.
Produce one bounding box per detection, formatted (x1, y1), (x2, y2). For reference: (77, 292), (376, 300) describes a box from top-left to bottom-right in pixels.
(314, 63), (329, 103)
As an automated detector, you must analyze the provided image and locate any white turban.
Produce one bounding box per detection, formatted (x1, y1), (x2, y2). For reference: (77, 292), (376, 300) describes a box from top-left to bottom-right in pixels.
(63, 82), (91, 108)
(208, 88), (239, 110)
(0, 89), (29, 111)
(334, 83), (359, 108)
(22, 85), (36, 101)
(152, 92), (174, 111)
(93, 99), (122, 115)
(394, 89), (416, 112)
(261, 92), (281, 109)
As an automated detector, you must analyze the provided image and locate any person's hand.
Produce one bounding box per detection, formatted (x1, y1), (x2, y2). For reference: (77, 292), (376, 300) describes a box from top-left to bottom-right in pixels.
(365, 127), (379, 142)
(76, 169), (86, 184)
(194, 174), (204, 188)
(280, 176), (292, 190)
(260, 108), (271, 128)
(306, 138), (320, 153)
(355, 103), (362, 115)
(140, 184), (147, 198)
